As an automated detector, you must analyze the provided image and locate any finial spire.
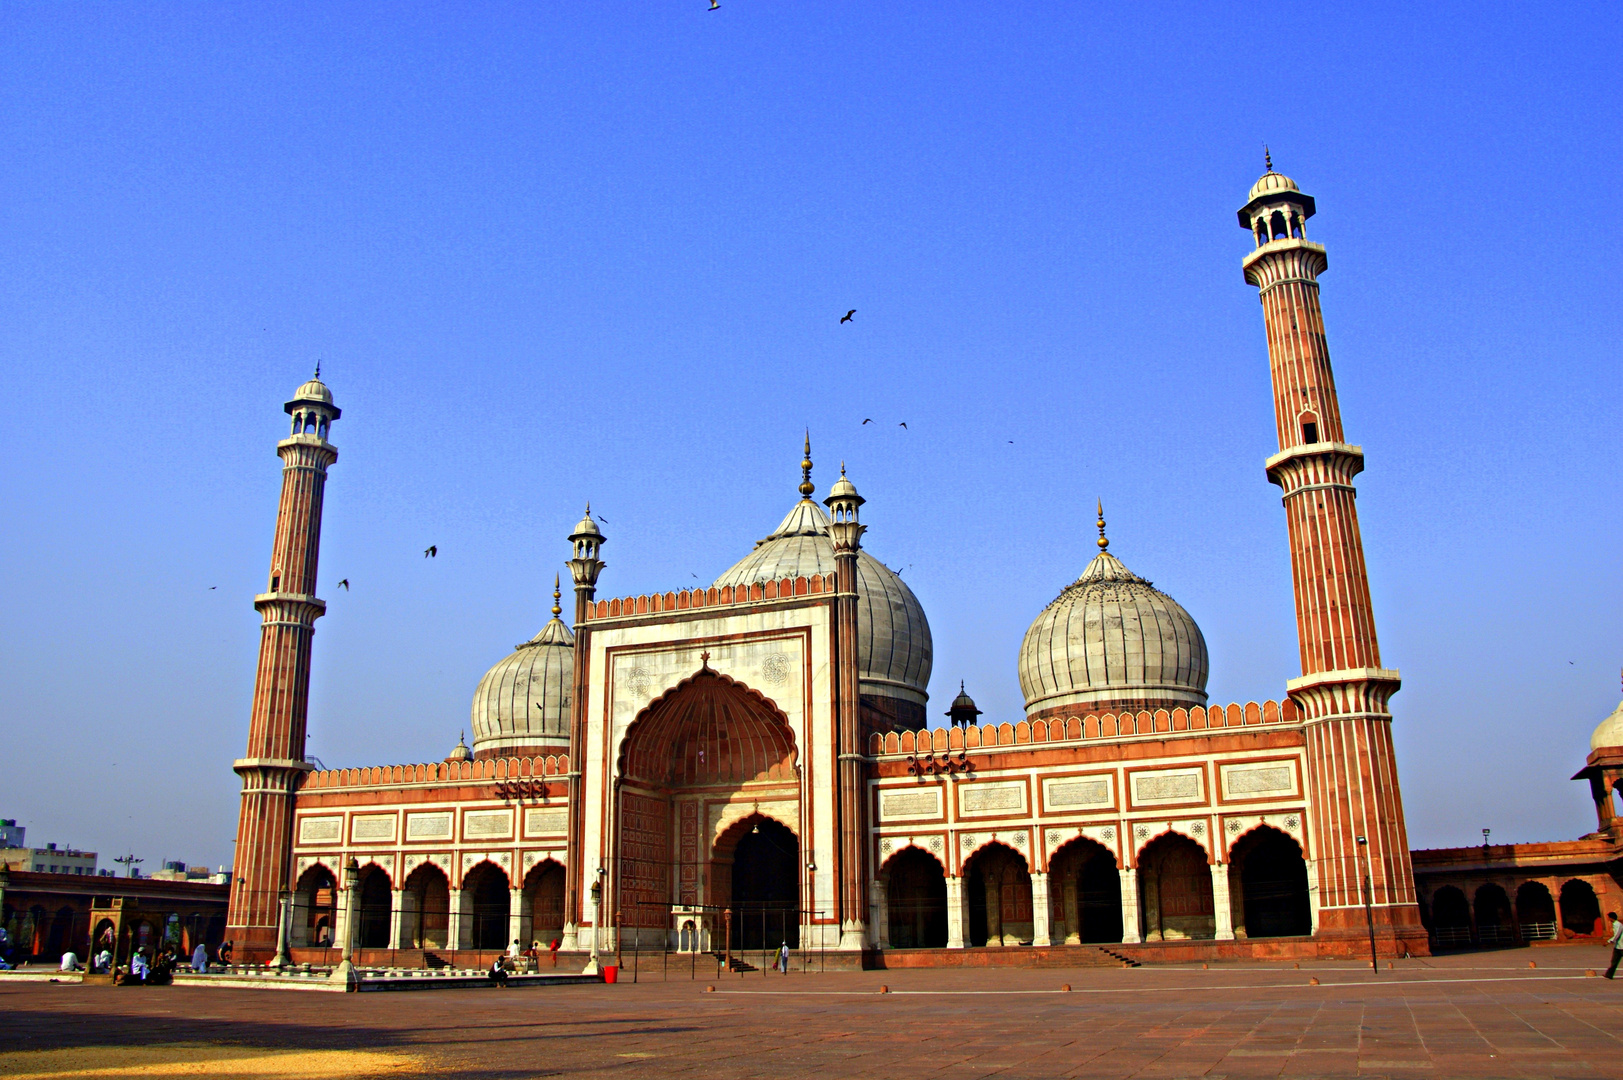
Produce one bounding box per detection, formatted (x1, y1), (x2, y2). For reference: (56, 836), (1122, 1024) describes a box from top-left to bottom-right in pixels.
(313, 359), (321, 379)
(552, 574), (562, 618)
(799, 431), (815, 498)
(1096, 499), (1109, 551)
(1264, 145), (1273, 173)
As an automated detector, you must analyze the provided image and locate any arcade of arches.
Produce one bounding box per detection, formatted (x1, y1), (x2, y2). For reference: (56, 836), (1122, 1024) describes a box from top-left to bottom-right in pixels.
(289, 857), (566, 953)
(1420, 876), (1607, 948)
(615, 669), (803, 948)
(873, 826), (1311, 949)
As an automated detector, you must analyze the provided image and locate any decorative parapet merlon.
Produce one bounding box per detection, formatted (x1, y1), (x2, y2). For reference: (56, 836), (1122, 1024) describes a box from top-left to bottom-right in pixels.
(868, 700), (1299, 757)
(588, 573), (836, 622)
(1264, 443), (1365, 493)
(1284, 668), (1401, 721)
(296, 753), (570, 791)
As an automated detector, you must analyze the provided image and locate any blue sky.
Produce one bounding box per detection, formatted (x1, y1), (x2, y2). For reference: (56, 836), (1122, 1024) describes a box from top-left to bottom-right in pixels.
(1, 3), (1617, 871)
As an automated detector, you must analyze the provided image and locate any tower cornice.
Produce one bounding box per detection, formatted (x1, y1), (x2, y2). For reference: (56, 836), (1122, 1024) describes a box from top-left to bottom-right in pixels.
(1243, 239), (1328, 289)
(1264, 442), (1365, 495)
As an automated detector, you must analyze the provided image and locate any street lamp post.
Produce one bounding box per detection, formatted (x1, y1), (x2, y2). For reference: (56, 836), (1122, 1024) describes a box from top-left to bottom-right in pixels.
(584, 878), (603, 975)
(273, 888), (293, 969)
(330, 857), (360, 988)
(1356, 836), (1378, 972)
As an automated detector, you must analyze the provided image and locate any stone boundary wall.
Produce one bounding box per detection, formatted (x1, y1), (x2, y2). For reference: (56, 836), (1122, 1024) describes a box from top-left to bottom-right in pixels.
(588, 573), (836, 620)
(869, 699), (1299, 756)
(299, 754), (570, 790)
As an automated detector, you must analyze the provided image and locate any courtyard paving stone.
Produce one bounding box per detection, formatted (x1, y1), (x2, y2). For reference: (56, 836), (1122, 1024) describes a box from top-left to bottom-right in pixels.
(4, 946), (1623, 1078)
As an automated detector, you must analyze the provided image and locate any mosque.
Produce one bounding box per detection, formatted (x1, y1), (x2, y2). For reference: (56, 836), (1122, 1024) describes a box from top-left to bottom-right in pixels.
(224, 164), (1437, 967)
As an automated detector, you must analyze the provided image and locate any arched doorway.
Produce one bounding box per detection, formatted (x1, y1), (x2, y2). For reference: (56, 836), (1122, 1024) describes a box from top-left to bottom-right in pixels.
(357, 866), (392, 949)
(1561, 879), (1601, 938)
(1229, 827), (1310, 938)
(1138, 833), (1214, 941)
(524, 860), (566, 949)
(1516, 882), (1557, 941)
(964, 843), (1033, 947)
(881, 847), (947, 949)
(1430, 886), (1470, 948)
(615, 666), (801, 949)
(292, 865), (337, 948)
(401, 863), (450, 950)
(719, 815), (800, 951)
(1474, 883), (1514, 945)
(462, 862), (511, 951)
(1048, 838), (1121, 944)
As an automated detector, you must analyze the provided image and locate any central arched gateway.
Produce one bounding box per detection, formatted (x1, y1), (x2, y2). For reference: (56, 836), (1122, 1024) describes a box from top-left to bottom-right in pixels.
(614, 666), (801, 948)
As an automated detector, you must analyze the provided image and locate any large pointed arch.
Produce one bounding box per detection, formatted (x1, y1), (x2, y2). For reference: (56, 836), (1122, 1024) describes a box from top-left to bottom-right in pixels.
(618, 665), (798, 786)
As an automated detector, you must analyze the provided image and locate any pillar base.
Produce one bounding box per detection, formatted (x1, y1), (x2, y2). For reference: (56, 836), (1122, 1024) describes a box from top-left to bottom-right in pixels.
(838, 921), (868, 952)
(329, 960), (359, 990)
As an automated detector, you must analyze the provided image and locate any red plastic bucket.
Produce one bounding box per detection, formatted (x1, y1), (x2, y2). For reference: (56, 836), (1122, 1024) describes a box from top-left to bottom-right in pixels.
(602, 965), (618, 984)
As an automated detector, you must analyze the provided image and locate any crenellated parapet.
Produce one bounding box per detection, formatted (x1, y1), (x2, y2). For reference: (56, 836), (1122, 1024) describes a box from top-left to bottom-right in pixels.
(587, 573), (836, 621)
(298, 753), (571, 790)
(869, 699), (1300, 757)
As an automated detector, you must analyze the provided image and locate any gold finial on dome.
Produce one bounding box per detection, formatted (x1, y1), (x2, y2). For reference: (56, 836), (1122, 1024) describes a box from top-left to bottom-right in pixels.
(799, 431), (815, 498)
(1264, 145), (1273, 173)
(552, 574), (562, 617)
(1096, 499), (1109, 550)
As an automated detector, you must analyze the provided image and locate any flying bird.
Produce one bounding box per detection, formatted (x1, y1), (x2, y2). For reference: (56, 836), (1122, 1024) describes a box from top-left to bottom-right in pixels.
(862, 418), (873, 425)
(337, 579), (349, 591)
(840, 310), (855, 324)
(597, 514), (609, 523)
(898, 422), (908, 429)
(424, 546), (437, 558)
(210, 586), (217, 590)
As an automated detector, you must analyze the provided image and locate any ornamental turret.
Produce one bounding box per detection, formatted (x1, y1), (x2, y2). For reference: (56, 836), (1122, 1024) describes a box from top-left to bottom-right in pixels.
(226, 369), (340, 960)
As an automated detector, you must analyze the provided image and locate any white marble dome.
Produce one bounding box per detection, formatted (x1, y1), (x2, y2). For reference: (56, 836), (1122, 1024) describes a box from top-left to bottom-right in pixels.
(1248, 168), (1301, 202)
(713, 496), (932, 708)
(470, 604), (574, 757)
(1018, 546), (1208, 718)
(1591, 701), (1623, 751)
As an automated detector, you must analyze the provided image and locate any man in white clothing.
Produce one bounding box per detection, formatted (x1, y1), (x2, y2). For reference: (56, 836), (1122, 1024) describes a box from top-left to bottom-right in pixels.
(1605, 912), (1623, 979)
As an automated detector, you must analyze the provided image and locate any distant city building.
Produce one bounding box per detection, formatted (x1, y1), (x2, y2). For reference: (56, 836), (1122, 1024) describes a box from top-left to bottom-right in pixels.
(0, 820), (24, 847)
(0, 840), (97, 876)
(150, 862), (231, 885)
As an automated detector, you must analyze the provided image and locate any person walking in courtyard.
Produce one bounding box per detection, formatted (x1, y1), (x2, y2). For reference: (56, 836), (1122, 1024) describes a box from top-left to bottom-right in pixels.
(1605, 912), (1623, 978)
(777, 941), (789, 973)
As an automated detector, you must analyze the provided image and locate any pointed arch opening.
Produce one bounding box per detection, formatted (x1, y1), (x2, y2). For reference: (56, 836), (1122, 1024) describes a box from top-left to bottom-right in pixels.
(1516, 881), (1557, 941)
(461, 861), (511, 951)
(523, 859), (566, 950)
(1049, 837), (1122, 944)
(880, 847), (947, 948)
(292, 864), (337, 948)
(1138, 832), (1214, 941)
(964, 842), (1032, 946)
(400, 863), (450, 950)
(1228, 826), (1310, 939)
(356, 865), (392, 949)
(614, 667), (802, 948)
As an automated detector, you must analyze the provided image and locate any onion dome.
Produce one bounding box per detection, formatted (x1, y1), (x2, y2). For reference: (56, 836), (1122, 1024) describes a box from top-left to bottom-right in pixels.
(572, 505), (603, 541)
(447, 733), (472, 762)
(1239, 148), (1315, 226)
(283, 365), (341, 418)
(1018, 504), (1208, 719)
(1591, 701), (1623, 751)
(946, 682), (982, 728)
(712, 441), (932, 712)
(470, 576), (574, 758)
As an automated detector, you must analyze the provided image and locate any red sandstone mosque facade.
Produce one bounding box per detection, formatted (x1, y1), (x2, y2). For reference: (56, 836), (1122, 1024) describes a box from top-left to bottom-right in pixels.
(225, 166), (1439, 967)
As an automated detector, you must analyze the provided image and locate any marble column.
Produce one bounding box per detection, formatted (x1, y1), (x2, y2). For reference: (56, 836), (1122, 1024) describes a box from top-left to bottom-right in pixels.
(871, 879), (890, 949)
(946, 876), (967, 949)
(1304, 857), (1320, 935)
(508, 887), (525, 955)
(447, 888), (464, 953)
(1062, 877), (1081, 945)
(387, 889), (405, 951)
(1118, 868), (1142, 944)
(1031, 872), (1052, 947)
(1210, 862), (1235, 941)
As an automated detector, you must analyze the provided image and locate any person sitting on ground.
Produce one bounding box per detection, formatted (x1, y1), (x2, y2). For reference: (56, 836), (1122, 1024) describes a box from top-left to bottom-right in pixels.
(488, 955), (508, 988)
(94, 948), (112, 974)
(191, 942), (208, 973)
(217, 941), (233, 965)
(129, 950), (150, 984)
(59, 950), (80, 972)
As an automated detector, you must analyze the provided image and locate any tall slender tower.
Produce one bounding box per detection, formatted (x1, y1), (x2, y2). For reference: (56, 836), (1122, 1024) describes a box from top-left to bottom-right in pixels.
(823, 450), (869, 950)
(1240, 160), (1425, 954)
(226, 372), (339, 959)
(562, 505), (605, 951)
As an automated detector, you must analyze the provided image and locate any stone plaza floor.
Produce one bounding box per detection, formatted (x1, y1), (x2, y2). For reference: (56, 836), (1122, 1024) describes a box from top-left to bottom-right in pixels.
(5, 945), (1623, 1078)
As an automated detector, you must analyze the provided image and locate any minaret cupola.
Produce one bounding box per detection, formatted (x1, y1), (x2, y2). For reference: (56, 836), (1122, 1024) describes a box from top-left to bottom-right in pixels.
(1238, 148), (1316, 248)
(284, 363), (340, 442)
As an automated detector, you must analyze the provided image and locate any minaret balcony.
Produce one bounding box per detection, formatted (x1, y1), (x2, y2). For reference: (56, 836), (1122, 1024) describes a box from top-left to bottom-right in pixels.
(1264, 441), (1365, 494)
(1242, 239), (1328, 287)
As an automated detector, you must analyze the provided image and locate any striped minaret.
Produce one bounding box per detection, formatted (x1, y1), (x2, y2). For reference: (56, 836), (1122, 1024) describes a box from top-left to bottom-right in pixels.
(225, 372), (339, 960)
(823, 452), (869, 951)
(1240, 159), (1426, 956)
